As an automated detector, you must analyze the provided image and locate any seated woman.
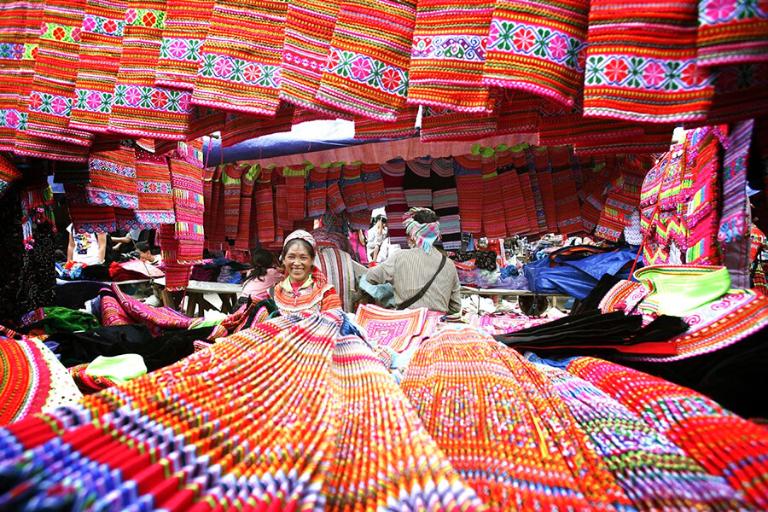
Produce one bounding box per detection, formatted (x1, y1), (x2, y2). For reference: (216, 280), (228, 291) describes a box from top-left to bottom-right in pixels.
(241, 248), (282, 301)
(270, 230), (342, 315)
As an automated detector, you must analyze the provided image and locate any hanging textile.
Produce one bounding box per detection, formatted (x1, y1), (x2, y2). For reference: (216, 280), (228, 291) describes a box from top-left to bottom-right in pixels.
(696, 0), (768, 67)
(380, 158), (408, 246)
(207, 165), (227, 250)
(324, 162), (346, 214)
(220, 104), (294, 147)
(65, 183), (117, 233)
(69, 0), (128, 133)
(157, 222), (191, 290)
(684, 127), (723, 265)
(85, 142), (138, 209)
(306, 164), (327, 218)
(550, 145), (581, 234)
(234, 164), (258, 251)
(701, 62), (768, 126)
(532, 147), (558, 233)
(279, 0), (350, 117)
(404, 156), (433, 209)
(274, 180), (292, 241)
(407, 0), (494, 112)
(284, 164), (308, 222)
(254, 164), (275, 244)
(481, 153), (507, 239)
(155, 0), (214, 89)
(361, 162), (386, 210)
(420, 106), (498, 142)
(192, 0), (287, 115)
(484, 0), (589, 108)
(169, 155), (205, 264)
(431, 157), (461, 250)
(525, 147), (548, 233)
(582, 0), (713, 123)
(24, 0), (93, 147)
(220, 163), (243, 243)
(517, 147), (540, 234)
(0, 155), (22, 198)
(134, 150), (175, 225)
(453, 154), (484, 235)
(185, 106), (225, 140)
(353, 106), (418, 139)
(495, 90), (541, 135)
(496, 146), (529, 235)
(316, 0), (415, 120)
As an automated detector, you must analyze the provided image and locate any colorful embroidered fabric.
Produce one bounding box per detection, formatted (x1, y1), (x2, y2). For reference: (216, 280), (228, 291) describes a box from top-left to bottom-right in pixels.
(495, 146), (529, 235)
(316, 246), (360, 312)
(361, 163), (387, 210)
(220, 105), (293, 147)
(324, 162), (346, 214)
(567, 356), (768, 509)
(254, 165), (275, 243)
(169, 156), (205, 264)
(340, 162), (368, 213)
(69, 0), (128, 132)
(157, 223), (192, 290)
(582, 0), (713, 123)
(0, 155), (21, 198)
(85, 143), (138, 209)
(407, 0), (493, 112)
(420, 105), (498, 141)
(481, 154), (508, 238)
(306, 163), (327, 218)
(284, 164), (308, 222)
(401, 327), (633, 510)
(355, 304), (429, 353)
(484, 0), (589, 108)
(65, 183), (117, 233)
(234, 164), (257, 251)
(696, 0), (768, 67)
(134, 150), (175, 225)
(154, 0), (214, 89)
(25, 0), (94, 147)
(192, 0), (287, 115)
(453, 154), (484, 235)
(531, 357), (744, 509)
(550, 145), (581, 233)
(220, 163), (242, 242)
(532, 146), (558, 233)
(353, 106), (418, 139)
(683, 127), (722, 265)
(703, 62), (768, 125)
(109, 0), (192, 139)
(109, 283), (193, 335)
(316, 0), (415, 120)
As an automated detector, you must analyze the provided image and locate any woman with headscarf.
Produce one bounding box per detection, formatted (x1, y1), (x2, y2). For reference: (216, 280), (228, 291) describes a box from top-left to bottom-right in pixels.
(270, 230), (342, 315)
(365, 208), (461, 313)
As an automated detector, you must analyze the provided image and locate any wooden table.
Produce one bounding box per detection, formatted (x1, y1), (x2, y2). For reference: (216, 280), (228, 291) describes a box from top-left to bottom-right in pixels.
(153, 278), (243, 316)
(460, 286), (571, 314)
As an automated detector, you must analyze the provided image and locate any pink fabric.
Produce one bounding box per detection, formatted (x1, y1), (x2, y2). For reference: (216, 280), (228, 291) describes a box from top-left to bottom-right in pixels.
(241, 268), (283, 300)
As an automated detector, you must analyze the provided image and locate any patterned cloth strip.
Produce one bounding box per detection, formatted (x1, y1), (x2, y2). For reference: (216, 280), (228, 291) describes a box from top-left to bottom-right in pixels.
(495, 147), (529, 235)
(484, 0), (589, 108)
(361, 162), (386, 209)
(531, 357), (745, 510)
(192, 0), (287, 115)
(154, 0), (213, 89)
(550, 145), (581, 234)
(65, 183), (117, 232)
(517, 148), (541, 234)
(134, 150), (175, 225)
(158, 222), (192, 289)
(85, 142), (138, 209)
(532, 146), (558, 233)
(220, 104), (293, 147)
(353, 105), (418, 139)
(234, 164), (257, 251)
(220, 163), (242, 242)
(274, 181), (292, 240)
(407, 0), (493, 112)
(25, 0), (94, 146)
(355, 303), (429, 352)
(495, 89), (541, 134)
(567, 356), (768, 509)
(279, 0), (350, 118)
(108, 0), (192, 140)
(324, 162), (346, 214)
(306, 163), (327, 218)
(0, 337), (52, 425)
(582, 0), (713, 123)
(403, 157), (433, 209)
(453, 154), (484, 235)
(185, 106), (225, 140)
(69, 0), (128, 133)
(420, 105), (498, 141)
(684, 126), (722, 265)
(0, 0), (36, 150)
(573, 125), (676, 157)
(169, 156), (205, 264)
(0, 154), (22, 198)
(284, 164), (307, 221)
(401, 328), (634, 511)
(700, 62), (768, 125)
(430, 159), (462, 248)
(481, 154), (507, 238)
(380, 158), (407, 246)
(316, 0), (415, 120)
(254, 164), (275, 243)
(696, 0), (768, 67)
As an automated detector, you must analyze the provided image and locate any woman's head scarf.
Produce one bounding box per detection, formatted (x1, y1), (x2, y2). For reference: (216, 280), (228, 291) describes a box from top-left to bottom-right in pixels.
(403, 208), (440, 253)
(283, 229), (316, 249)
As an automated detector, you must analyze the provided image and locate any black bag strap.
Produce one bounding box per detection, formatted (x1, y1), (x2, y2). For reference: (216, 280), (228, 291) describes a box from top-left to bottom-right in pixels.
(397, 254), (447, 310)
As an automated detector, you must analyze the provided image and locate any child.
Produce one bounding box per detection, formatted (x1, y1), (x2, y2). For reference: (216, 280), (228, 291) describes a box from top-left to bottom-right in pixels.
(240, 249), (282, 301)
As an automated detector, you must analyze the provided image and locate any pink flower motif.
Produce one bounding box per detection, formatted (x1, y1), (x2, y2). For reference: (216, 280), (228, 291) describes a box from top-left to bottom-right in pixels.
(705, 0), (736, 21)
(513, 28), (535, 53)
(178, 92), (191, 112)
(351, 57), (371, 80)
(51, 96), (68, 115)
(125, 9), (137, 24)
(213, 57), (233, 78)
(548, 35), (567, 60)
(82, 16), (96, 33)
(243, 64), (261, 83)
(643, 61), (665, 87)
(5, 111), (19, 128)
(71, 27), (81, 42)
(124, 86), (141, 106)
(168, 40), (187, 59)
(86, 92), (102, 110)
(325, 49), (340, 71)
(28, 92), (43, 111)
(605, 58), (628, 83)
(381, 68), (401, 90)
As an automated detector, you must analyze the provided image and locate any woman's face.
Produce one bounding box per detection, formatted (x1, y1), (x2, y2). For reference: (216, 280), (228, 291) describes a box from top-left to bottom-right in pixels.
(283, 242), (313, 283)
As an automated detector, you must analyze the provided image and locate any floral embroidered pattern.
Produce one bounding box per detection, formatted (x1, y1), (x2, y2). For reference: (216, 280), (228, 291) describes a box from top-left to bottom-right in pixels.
(0, 43), (24, 60)
(159, 38), (204, 62)
(412, 35), (487, 62)
(112, 85), (192, 113)
(27, 92), (72, 117)
(584, 55), (712, 91)
(81, 14), (125, 37)
(325, 48), (408, 97)
(73, 89), (114, 114)
(90, 158), (136, 178)
(39, 23), (81, 43)
(137, 181), (173, 194)
(124, 8), (166, 29)
(698, 0), (767, 25)
(135, 211), (175, 224)
(198, 54), (281, 89)
(487, 20), (586, 72)
(86, 189), (139, 210)
(0, 109), (26, 130)
(23, 43), (37, 60)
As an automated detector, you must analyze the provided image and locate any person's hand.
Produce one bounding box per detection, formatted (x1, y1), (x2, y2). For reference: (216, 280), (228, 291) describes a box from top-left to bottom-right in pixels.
(376, 219), (384, 235)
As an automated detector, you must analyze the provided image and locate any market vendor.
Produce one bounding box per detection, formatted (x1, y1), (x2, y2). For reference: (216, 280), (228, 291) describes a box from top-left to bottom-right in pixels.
(365, 207), (461, 314)
(270, 230), (342, 314)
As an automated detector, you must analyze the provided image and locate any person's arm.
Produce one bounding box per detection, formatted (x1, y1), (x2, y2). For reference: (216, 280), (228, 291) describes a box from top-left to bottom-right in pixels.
(97, 233), (108, 263)
(67, 231), (75, 262)
(365, 252), (397, 285)
(448, 269), (462, 315)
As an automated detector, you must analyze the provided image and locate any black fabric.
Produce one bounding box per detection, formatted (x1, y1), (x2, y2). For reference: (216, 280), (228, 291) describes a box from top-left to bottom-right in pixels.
(569, 273), (622, 315)
(54, 280), (105, 310)
(50, 324), (213, 371)
(0, 186), (25, 323)
(397, 253), (447, 310)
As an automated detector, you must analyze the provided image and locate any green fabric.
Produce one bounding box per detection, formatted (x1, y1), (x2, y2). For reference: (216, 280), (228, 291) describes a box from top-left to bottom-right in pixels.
(635, 265), (731, 317)
(85, 354), (147, 384)
(189, 318), (223, 329)
(40, 307), (100, 334)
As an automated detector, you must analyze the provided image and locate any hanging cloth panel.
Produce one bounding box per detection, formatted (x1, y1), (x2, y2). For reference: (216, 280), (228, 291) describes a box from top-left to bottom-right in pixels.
(550, 145), (581, 234)
(220, 104), (294, 147)
(86, 143), (138, 209)
(221, 163), (243, 243)
(532, 147), (558, 232)
(109, 0), (193, 139)
(404, 157), (433, 209)
(155, 0), (214, 89)
(519, 149), (542, 235)
(65, 183), (117, 233)
(169, 156), (205, 264)
(25, 0), (94, 147)
(420, 105), (498, 142)
(284, 164), (308, 222)
(69, 0), (127, 133)
(453, 154), (484, 236)
(430, 157), (461, 250)
(484, 0), (589, 108)
(254, 165), (275, 244)
(306, 164), (328, 218)
(134, 150), (175, 226)
(582, 0), (713, 123)
(325, 162), (346, 214)
(316, 0), (415, 120)
(496, 146), (529, 236)
(407, 0), (493, 112)
(341, 162), (368, 213)
(192, 0), (287, 115)
(696, 0), (768, 67)
(361, 163), (387, 210)
(381, 158), (408, 246)
(234, 164), (258, 251)
(481, 153), (507, 239)
(353, 106), (418, 139)
(684, 127), (723, 265)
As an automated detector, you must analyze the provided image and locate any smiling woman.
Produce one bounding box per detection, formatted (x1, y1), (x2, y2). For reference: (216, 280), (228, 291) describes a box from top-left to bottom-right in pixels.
(271, 230), (342, 315)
